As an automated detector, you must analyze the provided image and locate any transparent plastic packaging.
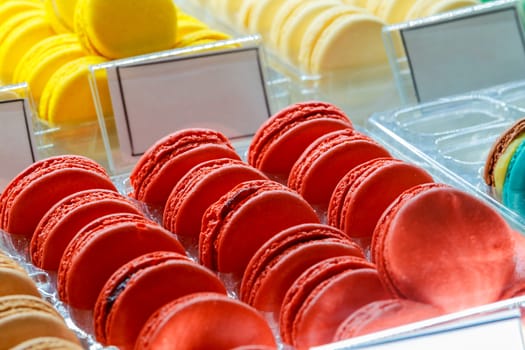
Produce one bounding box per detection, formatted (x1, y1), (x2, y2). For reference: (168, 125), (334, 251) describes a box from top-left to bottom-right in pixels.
(367, 92), (525, 229)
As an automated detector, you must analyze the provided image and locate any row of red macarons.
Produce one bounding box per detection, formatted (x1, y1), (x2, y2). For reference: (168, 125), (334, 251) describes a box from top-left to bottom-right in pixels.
(0, 101), (524, 350)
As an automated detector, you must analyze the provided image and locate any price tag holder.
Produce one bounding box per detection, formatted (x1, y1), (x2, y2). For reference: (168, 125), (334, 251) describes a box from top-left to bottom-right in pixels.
(383, 0), (525, 104)
(0, 96), (36, 191)
(313, 306), (525, 350)
(106, 44), (271, 167)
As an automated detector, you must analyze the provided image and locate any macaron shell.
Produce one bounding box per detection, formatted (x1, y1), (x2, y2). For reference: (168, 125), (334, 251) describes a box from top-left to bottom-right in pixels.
(288, 129), (391, 208)
(0, 268), (40, 298)
(309, 13), (387, 74)
(329, 158), (434, 238)
(503, 141), (525, 215)
(333, 299), (444, 341)
(279, 255), (375, 345)
(375, 0), (418, 23)
(0, 14), (54, 84)
(163, 158), (267, 238)
(75, 0), (176, 58)
(96, 252), (227, 349)
(199, 180), (320, 275)
(0, 295), (79, 350)
(249, 240), (364, 316)
(10, 337), (84, 350)
(30, 189), (142, 270)
(248, 101), (352, 178)
(39, 55), (110, 124)
(0, 155), (116, 238)
(241, 223), (364, 314)
(135, 293), (277, 350)
(373, 184), (515, 312)
(130, 129), (240, 207)
(484, 118), (525, 187)
(279, 0), (342, 65)
(57, 213), (185, 309)
(292, 268), (390, 349)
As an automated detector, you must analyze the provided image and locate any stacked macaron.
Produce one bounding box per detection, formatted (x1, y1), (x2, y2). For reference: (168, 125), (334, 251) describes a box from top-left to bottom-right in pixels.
(0, 0), (234, 126)
(0, 252), (81, 349)
(188, 0), (478, 74)
(0, 152), (279, 349)
(484, 118), (525, 218)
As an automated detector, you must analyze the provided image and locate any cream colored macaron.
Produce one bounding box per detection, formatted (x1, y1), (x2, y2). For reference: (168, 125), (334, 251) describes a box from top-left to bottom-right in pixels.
(279, 0), (343, 65)
(237, 0), (257, 32)
(376, 0), (419, 23)
(247, 0), (287, 40)
(270, 0), (311, 50)
(299, 8), (387, 74)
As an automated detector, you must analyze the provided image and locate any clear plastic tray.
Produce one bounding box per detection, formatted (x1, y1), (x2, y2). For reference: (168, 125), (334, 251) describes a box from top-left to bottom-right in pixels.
(367, 93), (525, 230)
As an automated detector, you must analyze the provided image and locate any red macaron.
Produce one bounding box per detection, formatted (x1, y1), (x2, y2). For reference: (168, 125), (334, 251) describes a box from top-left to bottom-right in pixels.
(135, 292), (278, 350)
(288, 128), (391, 210)
(57, 213), (185, 310)
(328, 158), (434, 240)
(0, 155), (116, 238)
(279, 256), (391, 349)
(199, 179), (320, 277)
(333, 299), (444, 341)
(30, 189), (142, 270)
(371, 183), (516, 313)
(248, 101), (352, 180)
(129, 128), (240, 208)
(240, 223), (365, 317)
(163, 158), (267, 239)
(94, 251), (227, 350)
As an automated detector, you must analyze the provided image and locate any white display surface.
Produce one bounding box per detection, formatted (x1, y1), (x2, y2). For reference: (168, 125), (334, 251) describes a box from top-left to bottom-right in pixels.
(0, 99), (35, 191)
(107, 46), (271, 158)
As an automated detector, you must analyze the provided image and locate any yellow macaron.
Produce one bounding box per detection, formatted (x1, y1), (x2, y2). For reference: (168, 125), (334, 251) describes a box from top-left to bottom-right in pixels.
(74, 0), (177, 59)
(44, 0), (79, 33)
(38, 55), (111, 125)
(0, 0), (43, 24)
(0, 13), (54, 84)
(13, 34), (86, 104)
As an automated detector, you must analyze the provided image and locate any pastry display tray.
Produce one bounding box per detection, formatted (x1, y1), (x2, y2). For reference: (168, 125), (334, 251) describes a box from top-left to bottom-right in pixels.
(367, 93), (525, 231)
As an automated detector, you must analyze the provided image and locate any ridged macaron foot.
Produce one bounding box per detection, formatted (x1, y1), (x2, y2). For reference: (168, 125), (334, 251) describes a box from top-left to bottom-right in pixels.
(10, 337), (83, 350)
(0, 155), (116, 238)
(248, 101), (352, 181)
(163, 158), (267, 239)
(130, 128), (240, 208)
(94, 251), (227, 349)
(135, 292), (277, 350)
(288, 128), (391, 210)
(279, 256), (391, 349)
(371, 183), (516, 313)
(240, 223), (364, 316)
(328, 157), (434, 240)
(30, 189), (142, 270)
(57, 213), (186, 309)
(199, 179), (320, 277)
